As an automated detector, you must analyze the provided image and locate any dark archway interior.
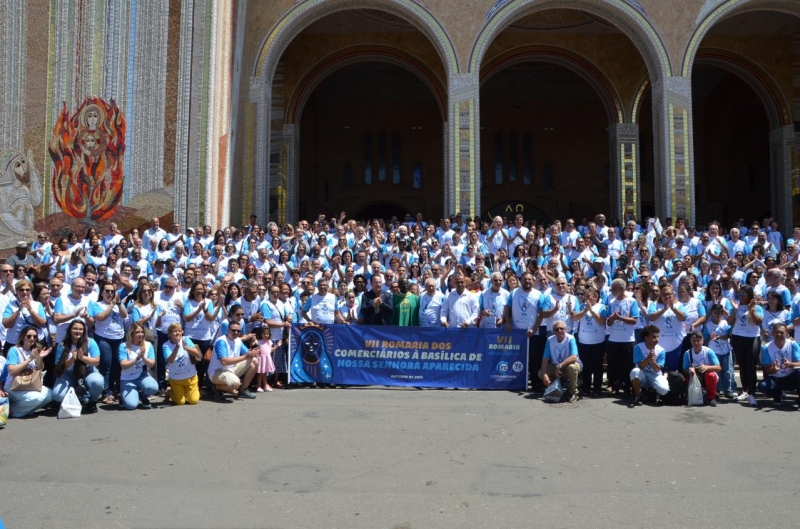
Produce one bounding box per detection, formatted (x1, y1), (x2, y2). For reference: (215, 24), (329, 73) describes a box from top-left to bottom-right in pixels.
(692, 65), (771, 226)
(298, 61), (443, 221)
(350, 201), (409, 222)
(480, 61), (610, 222)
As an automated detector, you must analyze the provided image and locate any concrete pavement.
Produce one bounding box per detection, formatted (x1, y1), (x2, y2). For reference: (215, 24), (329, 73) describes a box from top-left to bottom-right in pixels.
(1, 387), (798, 528)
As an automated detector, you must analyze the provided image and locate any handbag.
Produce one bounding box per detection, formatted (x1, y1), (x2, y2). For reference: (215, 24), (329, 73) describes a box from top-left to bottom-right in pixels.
(57, 387), (82, 419)
(10, 365), (43, 392)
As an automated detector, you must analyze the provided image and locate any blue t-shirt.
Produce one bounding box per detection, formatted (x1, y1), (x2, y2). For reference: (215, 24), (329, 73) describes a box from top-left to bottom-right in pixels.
(682, 346), (719, 370)
(54, 339), (101, 374)
(88, 300), (126, 339)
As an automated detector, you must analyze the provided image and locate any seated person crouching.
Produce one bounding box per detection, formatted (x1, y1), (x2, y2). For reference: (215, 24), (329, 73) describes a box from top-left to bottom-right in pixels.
(163, 322), (202, 405)
(3, 326), (53, 418)
(539, 321), (582, 403)
(207, 321), (259, 399)
(118, 323), (159, 410)
(53, 320), (103, 413)
(758, 323), (800, 405)
(630, 324), (670, 406)
(683, 331), (721, 406)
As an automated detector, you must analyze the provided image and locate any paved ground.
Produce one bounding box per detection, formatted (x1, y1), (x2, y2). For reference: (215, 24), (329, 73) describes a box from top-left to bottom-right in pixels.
(1, 387), (798, 529)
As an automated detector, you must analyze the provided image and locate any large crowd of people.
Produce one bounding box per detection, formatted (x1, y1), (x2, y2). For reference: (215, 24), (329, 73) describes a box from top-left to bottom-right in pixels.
(2, 210), (800, 427)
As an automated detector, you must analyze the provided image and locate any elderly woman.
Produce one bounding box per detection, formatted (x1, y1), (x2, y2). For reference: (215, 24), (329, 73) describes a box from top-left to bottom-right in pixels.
(3, 326), (53, 417)
(163, 323), (202, 405)
(2, 279), (47, 355)
(118, 323), (158, 410)
(53, 320), (103, 413)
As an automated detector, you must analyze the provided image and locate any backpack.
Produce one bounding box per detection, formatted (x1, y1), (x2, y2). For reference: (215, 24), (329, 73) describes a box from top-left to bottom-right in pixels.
(662, 371), (686, 406)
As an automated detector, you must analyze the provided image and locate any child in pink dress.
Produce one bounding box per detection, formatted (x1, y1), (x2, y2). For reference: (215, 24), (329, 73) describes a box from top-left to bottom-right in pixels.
(255, 326), (282, 392)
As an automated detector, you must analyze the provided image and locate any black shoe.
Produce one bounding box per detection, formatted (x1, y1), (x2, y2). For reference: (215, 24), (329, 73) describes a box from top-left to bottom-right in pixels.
(237, 389), (257, 399)
(630, 395), (642, 408)
(139, 401), (152, 410)
(83, 402), (98, 414)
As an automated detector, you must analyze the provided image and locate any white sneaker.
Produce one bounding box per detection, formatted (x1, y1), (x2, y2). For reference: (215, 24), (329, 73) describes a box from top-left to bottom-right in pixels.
(256, 387), (264, 393)
(736, 392), (750, 401)
(748, 395), (757, 407)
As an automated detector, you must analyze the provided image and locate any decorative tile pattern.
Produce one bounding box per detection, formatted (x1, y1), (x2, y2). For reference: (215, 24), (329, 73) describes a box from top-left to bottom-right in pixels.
(610, 123), (640, 222)
(125, 0), (170, 205)
(0, 0), (27, 151)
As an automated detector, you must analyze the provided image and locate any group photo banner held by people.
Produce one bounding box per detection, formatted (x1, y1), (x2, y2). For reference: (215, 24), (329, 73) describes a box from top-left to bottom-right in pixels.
(289, 325), (529, 390)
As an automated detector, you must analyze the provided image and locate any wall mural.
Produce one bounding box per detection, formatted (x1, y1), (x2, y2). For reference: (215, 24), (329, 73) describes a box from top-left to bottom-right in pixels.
(49, 96), (126, 223)
(0, 149), (43, 248)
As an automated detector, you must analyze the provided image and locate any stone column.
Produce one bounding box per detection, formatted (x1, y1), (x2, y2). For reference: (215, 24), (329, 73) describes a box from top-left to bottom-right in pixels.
(769, 125), (795, 232)
(250, 76), (270, 223)
(448, 73), (480, 218)
(609, 123), (641, 224)
(792, 33), (800, 226)
(651, 76), (695, 226)
(283, 123), (299, 224)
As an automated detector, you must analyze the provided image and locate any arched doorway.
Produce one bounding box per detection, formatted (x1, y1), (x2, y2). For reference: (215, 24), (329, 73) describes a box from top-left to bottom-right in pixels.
(252, 2), (456, 223)
(685, 4), (800, 228)
(476, 8), (654, 224)
(689, 10), (798, 228)
(297, 61), (444, 221)
(692, 65), (771, 226)
(480, 60), (611, 222)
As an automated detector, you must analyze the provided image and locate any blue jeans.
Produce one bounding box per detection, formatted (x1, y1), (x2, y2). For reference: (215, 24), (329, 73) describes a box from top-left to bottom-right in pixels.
(120, 372), (158, 410)
(8, 387), (53, 417)
(95, 335), (123, 398)
(716, 353), (737, 394)
(757, 371), (800, 400)
(53, 370), (104, 403)
(664, 345), (683, 372)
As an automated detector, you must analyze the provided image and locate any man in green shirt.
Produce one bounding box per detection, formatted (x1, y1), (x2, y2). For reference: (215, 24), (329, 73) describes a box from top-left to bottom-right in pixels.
(392, 279), (420, 326)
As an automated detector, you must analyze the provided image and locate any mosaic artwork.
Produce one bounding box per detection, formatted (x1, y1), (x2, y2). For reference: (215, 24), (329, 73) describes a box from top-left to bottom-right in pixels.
(49, 96), (126, 223)
(0, 148), (43, 248)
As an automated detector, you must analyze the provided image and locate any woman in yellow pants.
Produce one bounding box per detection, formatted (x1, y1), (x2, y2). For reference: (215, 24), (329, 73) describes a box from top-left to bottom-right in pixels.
(162, 323), (202, 405)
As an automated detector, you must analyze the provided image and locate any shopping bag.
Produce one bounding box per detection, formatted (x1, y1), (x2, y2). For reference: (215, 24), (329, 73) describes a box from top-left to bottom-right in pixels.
(687, 373), (704, 406)
(58, 387), (82, 419)
(543, 378), (563, 403)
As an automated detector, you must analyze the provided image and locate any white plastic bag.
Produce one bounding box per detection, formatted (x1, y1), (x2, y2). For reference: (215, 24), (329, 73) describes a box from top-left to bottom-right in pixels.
(687, 374), (704, 406)
(58, 387), (82, 419)
(543, 378), (563, 403)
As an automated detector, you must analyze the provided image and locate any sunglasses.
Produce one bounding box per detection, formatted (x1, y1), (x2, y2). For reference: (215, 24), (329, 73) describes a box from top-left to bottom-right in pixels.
(229, 328), (242, 333)
(25, 334), (37, 339)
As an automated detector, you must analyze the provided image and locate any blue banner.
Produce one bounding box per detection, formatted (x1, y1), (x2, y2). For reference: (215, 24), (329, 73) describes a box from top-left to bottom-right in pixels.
(289, 324), (529, 390)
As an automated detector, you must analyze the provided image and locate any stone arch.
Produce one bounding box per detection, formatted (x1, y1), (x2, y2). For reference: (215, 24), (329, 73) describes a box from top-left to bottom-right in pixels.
(254, 0), (458, 83)
(631, 76), (650, 123)
(694, 48), (791, 129)
(480, 45), (625, 124)
(683, 0), (800, 77)
(249, 0), (458, 223)
(469, 0), (672, 82)
(286, 45), (448, 124)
